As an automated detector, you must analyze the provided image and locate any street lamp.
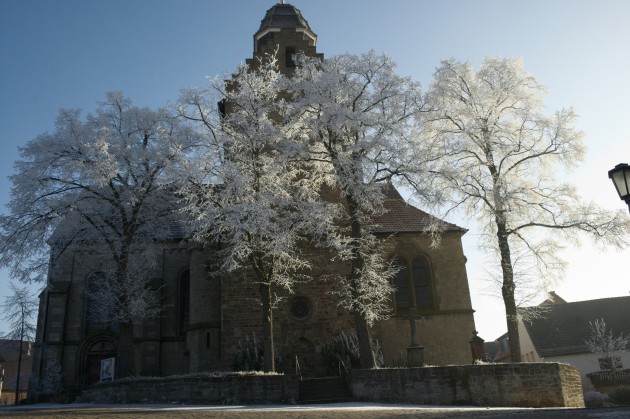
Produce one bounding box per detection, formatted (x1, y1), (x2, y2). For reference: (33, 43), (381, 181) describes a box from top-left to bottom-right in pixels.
(608, 163), (630, 213)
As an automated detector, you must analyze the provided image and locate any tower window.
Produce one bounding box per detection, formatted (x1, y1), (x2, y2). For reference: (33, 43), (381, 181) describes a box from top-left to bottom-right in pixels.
(285, 47), (296, 67)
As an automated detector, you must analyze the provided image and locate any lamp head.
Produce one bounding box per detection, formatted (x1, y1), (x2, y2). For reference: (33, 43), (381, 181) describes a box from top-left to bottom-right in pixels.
(609, 163), (630, 212)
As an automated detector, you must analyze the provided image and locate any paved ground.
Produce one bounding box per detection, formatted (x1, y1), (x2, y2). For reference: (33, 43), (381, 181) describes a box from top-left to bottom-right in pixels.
(1, 403), (630, 419)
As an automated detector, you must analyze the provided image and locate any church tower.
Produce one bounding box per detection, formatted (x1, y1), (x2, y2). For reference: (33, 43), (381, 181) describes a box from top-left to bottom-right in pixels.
(247, 2), (323, 73)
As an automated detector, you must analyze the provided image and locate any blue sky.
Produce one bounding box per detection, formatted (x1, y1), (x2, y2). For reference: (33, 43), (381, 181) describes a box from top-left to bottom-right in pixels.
(1, 0), (629, 341)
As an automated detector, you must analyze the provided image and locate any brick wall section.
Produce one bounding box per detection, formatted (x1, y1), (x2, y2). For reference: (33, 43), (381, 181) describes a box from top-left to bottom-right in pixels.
(348, 363), (585, 408)
(80, 374), (299, 405)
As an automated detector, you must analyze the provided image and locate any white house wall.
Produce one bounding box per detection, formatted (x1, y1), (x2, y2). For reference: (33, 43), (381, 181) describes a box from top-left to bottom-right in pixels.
(543, 351), (630, 389)
(518, 319), (542, 362)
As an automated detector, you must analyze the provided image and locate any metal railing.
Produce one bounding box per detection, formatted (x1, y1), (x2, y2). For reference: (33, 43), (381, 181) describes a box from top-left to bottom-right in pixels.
(295, 356), (302, 381)
(587, 369), (630, 386)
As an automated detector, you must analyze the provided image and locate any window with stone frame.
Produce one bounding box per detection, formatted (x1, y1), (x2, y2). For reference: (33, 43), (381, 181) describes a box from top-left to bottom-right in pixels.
(178, 268), (190, 335)
(392, 253), (435, 313)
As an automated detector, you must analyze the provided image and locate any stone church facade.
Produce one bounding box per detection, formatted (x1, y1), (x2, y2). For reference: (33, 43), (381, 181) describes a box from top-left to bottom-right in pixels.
(30, 3), (477, 396)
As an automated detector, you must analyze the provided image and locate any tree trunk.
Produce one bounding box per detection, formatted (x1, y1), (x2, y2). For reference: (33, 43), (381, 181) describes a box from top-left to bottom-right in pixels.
(115, 249), (135, 377)
(486, 147), (521, 363)
(14, 318), (24, 405)
(346, 194), (376, 369)
(259, 282), (275, 373)
(118, 322), (134, 377)
(251, 251), (274, 372)
(496, 218), (522, 362)
(354, 312), (375, 369)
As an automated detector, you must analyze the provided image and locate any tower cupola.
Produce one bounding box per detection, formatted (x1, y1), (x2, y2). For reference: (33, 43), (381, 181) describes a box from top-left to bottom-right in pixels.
(249, 2), (322, 72)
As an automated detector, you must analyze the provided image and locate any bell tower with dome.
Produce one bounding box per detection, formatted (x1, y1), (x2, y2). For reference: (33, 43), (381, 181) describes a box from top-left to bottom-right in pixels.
(247, 2), (323, 72)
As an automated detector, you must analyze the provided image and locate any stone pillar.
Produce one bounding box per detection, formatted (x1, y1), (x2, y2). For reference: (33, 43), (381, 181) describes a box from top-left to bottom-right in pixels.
(469, 330), (485, 363)
(186, 247), (221, 372)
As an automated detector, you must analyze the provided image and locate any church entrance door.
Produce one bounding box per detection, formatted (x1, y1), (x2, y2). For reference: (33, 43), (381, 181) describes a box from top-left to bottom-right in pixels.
(84, 339), (117, 385)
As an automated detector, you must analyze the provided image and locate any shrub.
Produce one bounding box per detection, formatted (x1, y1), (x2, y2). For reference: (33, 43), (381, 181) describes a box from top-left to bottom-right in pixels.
(231, 332), (283, 372)
(583, 390), (608, 408)
(321, 331), (383, 375)
(31, 360), (64, 402)
(391, 350), (408, 368)
(232, 332), (264, 371)
(608, 385), (630, 405)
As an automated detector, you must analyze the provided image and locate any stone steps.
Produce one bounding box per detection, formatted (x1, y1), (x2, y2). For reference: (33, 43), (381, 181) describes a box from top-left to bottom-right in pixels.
(298, 376), (354, 404)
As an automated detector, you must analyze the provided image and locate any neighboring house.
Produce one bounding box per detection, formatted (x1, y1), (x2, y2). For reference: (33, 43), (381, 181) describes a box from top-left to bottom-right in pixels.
(517, 294), (630, 387)
(29, 3), (478, 399)
(485, 333), (511, 363)
(0, 340), (32, 405)
(484, 292), (569, 363)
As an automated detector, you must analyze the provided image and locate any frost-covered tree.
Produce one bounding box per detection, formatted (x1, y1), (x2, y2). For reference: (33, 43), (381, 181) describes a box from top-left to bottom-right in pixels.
(31, 360), (63, 402)
(289, 51), (440, 368)
(585, 318), (630, 371)
(1, 283), (37, 404)
(0, 92), (202, 376)
(424, 57), (630, 361)
(177, 56), (337, 372)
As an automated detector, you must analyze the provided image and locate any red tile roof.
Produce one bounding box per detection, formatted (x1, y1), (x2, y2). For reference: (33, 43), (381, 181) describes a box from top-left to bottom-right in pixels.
(372, 186), (465, 234)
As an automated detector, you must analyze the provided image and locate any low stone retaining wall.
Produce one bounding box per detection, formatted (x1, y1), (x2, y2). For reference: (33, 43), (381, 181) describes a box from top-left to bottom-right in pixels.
(80, 374), (299, 405)
(79, 363), (584, 407)
(348, 363), (584, 408)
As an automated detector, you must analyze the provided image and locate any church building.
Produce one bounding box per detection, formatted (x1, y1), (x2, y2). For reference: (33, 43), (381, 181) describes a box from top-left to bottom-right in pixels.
(29, 2), (477, 396)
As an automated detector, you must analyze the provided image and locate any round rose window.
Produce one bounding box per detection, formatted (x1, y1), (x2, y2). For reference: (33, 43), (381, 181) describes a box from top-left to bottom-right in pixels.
(290, 296), (312, 320)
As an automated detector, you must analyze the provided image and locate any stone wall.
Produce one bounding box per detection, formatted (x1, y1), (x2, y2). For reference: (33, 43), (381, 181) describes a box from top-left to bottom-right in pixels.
(79, 363), (584, 407)
(348, 363), (585, 408)
(80, 374), (299, 405)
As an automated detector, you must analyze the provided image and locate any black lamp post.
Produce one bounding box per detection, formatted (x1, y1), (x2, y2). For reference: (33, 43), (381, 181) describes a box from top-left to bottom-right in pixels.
(608, 163), (630, 213)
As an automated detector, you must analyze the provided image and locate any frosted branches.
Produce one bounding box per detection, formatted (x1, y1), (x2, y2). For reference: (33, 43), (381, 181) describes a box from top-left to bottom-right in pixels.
(1, 282), (37, 341)
(424, 56), (630, 361)
(0, 92), (203, 324)
(585, 319), (630, 371)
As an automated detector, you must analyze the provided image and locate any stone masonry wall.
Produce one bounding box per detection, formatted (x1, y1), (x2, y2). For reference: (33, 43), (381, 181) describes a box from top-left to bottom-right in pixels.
(79, 363), (583, 407)
(348, 363), (585, 408)
(80, 374), (299, 405)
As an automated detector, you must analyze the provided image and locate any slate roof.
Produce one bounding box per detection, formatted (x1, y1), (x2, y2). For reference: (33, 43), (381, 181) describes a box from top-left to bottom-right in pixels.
(372, 185), (465, 234)
(258, 3), (313, 32)
(522, 296), (630, 357)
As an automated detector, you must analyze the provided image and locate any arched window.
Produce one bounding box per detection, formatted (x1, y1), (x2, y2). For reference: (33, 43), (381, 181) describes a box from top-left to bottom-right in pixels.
(392, 255), (434, 313)
(179, 268), (190, 334)
(85, 272), (117, 335)
(411, 257), (431, 308)
(392, 257), (410, 309)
